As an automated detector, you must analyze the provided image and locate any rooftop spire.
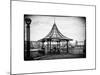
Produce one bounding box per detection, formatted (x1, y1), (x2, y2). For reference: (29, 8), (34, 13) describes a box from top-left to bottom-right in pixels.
(54, 17), (56, 24)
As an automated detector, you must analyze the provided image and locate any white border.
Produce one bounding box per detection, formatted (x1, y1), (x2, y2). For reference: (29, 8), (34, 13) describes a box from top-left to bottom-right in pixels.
(12, 1), (95, 74)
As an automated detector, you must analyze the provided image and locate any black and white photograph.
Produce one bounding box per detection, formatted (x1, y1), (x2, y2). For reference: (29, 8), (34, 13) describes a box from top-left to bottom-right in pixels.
(11, 1), (95, 74)
(24, 15), (86, 61)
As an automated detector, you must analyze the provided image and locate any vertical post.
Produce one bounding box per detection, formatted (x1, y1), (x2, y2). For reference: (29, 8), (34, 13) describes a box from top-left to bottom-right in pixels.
(66, 40), (69, 53)
(58, 40), (60, 54)
(50, 39), (51, 53)
(42, 40), (45, 49)
(57, 40), (60, 54)
(59, 40), (60, 49)
(47, 40), (49, 54)
(41, 40), (45, 55)
(50, 39), (51, 50)
(25, 18), (32, 59)
(45, 39), (49, 54)
(57, 41), (58, 49)
(83, 40), (86, 57)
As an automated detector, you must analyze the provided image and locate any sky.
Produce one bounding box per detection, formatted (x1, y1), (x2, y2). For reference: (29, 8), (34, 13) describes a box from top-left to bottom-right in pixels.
(24, 15), (86, 42)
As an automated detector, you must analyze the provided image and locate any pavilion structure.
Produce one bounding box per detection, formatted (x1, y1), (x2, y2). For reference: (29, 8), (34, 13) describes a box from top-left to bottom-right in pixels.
(38, 19), (73, 54)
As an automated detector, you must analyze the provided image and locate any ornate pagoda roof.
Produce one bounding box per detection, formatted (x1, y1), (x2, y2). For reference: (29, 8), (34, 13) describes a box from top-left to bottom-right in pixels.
(38, 21), (72, 42)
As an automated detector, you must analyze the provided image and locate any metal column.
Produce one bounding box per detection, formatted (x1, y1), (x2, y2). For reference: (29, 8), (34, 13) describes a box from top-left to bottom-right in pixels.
(25, 18), (32, 59)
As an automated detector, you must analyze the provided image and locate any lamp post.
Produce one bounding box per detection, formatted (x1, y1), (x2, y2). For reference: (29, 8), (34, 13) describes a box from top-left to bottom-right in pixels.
(25, 18), (32, 59)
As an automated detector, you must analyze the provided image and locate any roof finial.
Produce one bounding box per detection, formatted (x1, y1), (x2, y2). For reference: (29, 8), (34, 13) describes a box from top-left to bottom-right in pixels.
(54, 17), (56, 24)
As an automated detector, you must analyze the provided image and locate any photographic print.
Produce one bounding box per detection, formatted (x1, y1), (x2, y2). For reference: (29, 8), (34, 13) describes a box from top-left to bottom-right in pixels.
(24, 15), (86, 61)
(11, 1), (95, 74)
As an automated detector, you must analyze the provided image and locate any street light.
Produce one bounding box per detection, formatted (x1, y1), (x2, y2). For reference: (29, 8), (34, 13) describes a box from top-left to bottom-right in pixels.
(25, 18), (32, 60)
(25, 18), (32, 25)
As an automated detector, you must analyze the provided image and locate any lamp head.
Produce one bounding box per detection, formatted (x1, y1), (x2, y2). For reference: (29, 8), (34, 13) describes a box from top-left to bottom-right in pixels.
(25, 18), (32, 25)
